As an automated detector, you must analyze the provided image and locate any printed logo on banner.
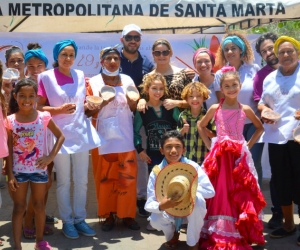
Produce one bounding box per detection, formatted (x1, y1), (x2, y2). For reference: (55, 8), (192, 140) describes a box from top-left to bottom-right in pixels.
(0, 33), (262, 77)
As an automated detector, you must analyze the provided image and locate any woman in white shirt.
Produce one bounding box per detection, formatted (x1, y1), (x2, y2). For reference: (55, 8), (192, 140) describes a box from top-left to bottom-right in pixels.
(258, 36), (300, 243)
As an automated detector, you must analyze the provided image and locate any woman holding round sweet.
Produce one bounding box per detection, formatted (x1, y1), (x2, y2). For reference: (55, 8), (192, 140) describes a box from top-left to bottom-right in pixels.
(213, 32), (264, 185)
(192, 47), (218, 109)
(37, 39), (100, 239)
(137, 39), (192, 111)
(258, 36), (300, 244)
(86, 45), (140, 232)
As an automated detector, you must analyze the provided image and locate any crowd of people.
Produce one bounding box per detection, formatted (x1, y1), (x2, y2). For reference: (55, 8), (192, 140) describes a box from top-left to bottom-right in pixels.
(0, 23), (300, 250)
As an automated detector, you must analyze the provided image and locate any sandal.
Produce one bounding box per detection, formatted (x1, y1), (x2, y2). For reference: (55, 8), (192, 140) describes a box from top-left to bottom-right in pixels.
(101, 214), (115, 232)
(45, 215), (59, 224)
(44, 225), (54, 236)
(164, 231), (180, 250)
(34, 240), (52, 250)
(123, 217), (140, 230)
(23, 228), (36, 239)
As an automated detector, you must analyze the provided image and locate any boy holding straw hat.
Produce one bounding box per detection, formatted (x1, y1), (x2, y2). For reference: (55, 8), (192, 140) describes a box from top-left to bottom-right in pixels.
(145, 130), (215, 249)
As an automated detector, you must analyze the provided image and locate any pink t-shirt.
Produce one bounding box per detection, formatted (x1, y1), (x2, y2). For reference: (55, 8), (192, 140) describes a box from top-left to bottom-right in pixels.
(0, 107), (8, 158)
(6, 111), (51, 173)
(38, 68), (74, 100)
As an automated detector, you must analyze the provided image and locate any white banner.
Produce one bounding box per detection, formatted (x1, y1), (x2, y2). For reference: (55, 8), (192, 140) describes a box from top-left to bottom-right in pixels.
(0, 32), (261, 77)
(0, 1), (298, 18)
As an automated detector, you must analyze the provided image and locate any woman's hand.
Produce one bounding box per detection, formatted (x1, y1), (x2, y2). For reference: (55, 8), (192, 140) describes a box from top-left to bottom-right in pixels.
(261, 107), (275, 124)
(85, 102), (101, 111)
(58, 103), (76, 114)
(137, 99), (148, 113)
(184, 68), (195, 80)
(2, 78), (13, 95)
(139, 150), (151, 164)
(163, 99), (178, 110)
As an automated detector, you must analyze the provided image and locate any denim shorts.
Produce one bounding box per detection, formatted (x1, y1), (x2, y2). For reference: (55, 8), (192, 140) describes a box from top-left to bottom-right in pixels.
(13, 171), (48, 183)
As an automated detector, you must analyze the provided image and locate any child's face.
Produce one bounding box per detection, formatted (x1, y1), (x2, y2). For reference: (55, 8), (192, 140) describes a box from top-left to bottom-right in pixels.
(220, 76), (241, 99)
(14, 85), (37, 112)
(147, 80), (164, 101)
(160, 137), (186, 164)
(186, 89), (204, 110)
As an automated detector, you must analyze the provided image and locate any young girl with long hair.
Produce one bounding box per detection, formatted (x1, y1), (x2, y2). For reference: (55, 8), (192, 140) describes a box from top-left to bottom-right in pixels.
(198, 67), (266, 249)
(6, 78), (64, 250)
(134, 73), (180, 171)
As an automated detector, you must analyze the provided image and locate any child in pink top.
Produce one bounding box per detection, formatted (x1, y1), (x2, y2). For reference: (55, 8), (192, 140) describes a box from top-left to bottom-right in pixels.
(198, 67), (266, 249)
(6, 78), (64, 250)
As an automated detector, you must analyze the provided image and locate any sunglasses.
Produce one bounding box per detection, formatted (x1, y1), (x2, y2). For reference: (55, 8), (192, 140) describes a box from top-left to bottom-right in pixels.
(152, 50), (170, 57)
(124, 35), (141, 42)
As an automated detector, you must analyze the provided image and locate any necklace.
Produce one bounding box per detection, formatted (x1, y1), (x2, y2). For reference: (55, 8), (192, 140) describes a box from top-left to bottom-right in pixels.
(101, 74), (122, 86)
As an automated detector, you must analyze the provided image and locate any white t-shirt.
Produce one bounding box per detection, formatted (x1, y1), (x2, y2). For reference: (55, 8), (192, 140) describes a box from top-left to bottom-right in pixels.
(258, 63), (300, 144)
(214, 63), (260, 124)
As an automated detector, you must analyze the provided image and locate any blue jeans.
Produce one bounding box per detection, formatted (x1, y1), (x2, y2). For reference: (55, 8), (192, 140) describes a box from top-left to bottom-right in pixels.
(13, 171), (48, 183)
(54, 151), (89, 224)
(243, 123), (264, 186)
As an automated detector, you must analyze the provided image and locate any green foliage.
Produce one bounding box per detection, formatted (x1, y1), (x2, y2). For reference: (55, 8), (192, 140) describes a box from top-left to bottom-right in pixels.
(187, 37), (208, 51)
(247, 20), (300, 40)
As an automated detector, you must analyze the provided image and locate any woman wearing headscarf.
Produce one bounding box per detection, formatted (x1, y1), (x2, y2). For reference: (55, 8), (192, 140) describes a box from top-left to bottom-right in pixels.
(213, 32), (264, 186)
(37, 39), (100, 239)
(258, 36), (300, 244)
(192, 47), (218, 109)
(86, 45), (140, 232)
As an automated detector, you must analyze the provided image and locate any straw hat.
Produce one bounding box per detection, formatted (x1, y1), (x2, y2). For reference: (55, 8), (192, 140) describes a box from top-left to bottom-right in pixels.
(155, 162), (198, 217)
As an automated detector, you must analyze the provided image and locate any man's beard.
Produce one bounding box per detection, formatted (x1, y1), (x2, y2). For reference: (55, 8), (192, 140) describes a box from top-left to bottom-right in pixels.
(266, 54), (279, 66)
(123, 44), (138, 54)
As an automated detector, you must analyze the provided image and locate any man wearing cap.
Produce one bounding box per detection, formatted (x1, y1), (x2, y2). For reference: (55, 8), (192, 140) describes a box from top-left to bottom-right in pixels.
(120, 24), (154, 218)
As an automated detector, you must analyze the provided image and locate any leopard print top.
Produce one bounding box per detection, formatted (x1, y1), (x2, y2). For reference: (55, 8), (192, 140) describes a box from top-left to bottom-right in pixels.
(142, 69), (191, 100)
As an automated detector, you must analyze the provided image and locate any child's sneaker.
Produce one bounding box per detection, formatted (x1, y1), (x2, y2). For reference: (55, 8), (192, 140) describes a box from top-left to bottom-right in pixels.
(34, 240), (52, 250)
(74, 220), (96, 236)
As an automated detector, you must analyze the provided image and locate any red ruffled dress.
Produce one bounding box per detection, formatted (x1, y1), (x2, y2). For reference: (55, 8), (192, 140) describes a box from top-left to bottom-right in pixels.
(199, 100), (266, 249)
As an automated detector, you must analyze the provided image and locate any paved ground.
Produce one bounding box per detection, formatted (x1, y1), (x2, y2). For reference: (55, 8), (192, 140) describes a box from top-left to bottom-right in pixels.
(1, 157), (300, 250)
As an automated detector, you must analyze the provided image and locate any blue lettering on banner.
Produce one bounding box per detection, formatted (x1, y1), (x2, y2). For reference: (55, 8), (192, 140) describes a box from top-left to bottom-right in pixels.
(5, 3), (286, 17)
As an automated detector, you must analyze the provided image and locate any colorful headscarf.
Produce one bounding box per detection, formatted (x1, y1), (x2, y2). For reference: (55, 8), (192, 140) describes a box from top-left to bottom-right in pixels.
(192, 48), (215, 68)
(53, 39), (78, 62)
(274, 36), (300, 57)
(100, 44), (121, 62)
(24, 49), (48, 67)
(222, 36), (246, 56)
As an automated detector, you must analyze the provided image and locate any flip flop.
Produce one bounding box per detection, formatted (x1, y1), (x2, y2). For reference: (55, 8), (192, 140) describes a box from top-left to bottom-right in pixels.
(23, 228), (36, 239)
(44, 225), (54, 236)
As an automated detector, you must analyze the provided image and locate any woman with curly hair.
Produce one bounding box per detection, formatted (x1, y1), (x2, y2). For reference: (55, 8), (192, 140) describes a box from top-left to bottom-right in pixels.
(213, 32), (264, 186)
